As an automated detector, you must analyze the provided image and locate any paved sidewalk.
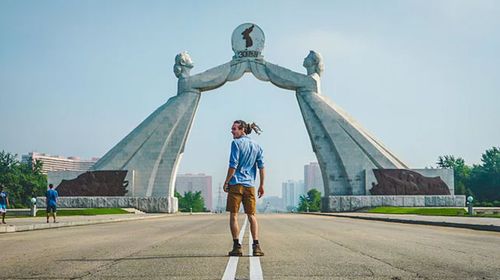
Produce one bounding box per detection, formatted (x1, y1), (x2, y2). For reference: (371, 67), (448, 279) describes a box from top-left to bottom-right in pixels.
(305, 212), (500, 232)
(0, 213), (169, 234)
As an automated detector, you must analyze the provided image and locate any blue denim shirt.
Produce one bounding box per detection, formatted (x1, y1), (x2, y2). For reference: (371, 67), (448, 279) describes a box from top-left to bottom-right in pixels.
(228, 136), (264, 187)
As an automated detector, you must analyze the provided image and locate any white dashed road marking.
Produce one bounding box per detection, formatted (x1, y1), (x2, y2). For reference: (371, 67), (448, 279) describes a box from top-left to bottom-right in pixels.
(221, 217), (248, 280)
(248, 224), (264, 280)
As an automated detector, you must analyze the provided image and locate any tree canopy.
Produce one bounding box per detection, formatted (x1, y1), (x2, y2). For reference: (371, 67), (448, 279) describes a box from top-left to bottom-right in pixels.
(0, 151), (47, 208)
(175, 190), (206, 212)
(298, 188), (321, 212)
(437, 147), (499, 202)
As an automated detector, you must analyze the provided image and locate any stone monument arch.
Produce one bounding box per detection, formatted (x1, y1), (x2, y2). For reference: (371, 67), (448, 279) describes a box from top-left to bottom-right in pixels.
(91, 23), (462, 213)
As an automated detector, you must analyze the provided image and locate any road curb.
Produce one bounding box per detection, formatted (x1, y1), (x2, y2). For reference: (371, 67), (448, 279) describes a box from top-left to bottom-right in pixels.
(0, 214), (174, 234)
(302, 213), (500, 232)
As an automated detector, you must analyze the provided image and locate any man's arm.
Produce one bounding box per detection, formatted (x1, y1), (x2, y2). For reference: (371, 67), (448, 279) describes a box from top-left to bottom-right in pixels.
(256, 146), (265, 198)
(224, 141), (239, 192)
(265, 61), (309, 91)
(258, 168), (265, 198)
(223, 167), (236, 192)
(190, 62), (232, 91)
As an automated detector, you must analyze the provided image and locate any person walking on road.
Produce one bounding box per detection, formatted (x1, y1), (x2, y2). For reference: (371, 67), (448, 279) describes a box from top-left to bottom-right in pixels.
(223, 120), (265, 257)
(46, 184), (58, 223)
(0, 184), (10, 224)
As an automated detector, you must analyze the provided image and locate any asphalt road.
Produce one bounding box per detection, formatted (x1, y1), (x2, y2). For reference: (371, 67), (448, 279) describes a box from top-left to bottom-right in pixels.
(0, 214), (499, 279)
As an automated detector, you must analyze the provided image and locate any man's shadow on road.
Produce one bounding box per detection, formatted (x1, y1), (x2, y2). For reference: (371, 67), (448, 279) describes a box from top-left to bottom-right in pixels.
(60, 254), (237, 262)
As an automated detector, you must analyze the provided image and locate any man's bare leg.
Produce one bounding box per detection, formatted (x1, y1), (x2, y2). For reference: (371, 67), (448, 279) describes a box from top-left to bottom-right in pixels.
(228, 212), (243, 256)
(248, 213), (264, 256)
(230, 212), (239, 239)
(247, 214), (259, 240)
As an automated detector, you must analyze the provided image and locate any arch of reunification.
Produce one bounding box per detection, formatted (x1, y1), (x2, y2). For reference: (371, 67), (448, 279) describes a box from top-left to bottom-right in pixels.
(91, 23), (463, 213)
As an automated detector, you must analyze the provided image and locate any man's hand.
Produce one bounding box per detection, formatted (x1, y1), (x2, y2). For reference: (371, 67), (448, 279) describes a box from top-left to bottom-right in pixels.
(258, 186), (264, 198)
(223, 182), (229, 193)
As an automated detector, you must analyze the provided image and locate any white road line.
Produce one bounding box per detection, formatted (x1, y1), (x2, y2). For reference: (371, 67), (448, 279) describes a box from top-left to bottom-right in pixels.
(222, 217), (248, 280)
(222, 257), (238, 280)
(248, 225), (264, 280)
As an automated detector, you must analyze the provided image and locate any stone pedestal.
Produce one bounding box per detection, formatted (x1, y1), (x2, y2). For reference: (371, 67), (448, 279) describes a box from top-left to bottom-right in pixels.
(322, 195), (466, 212)
(36, 197), (177, 213)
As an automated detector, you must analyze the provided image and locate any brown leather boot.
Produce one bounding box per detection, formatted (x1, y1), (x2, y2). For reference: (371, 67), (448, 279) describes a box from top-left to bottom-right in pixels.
(252, 244), (264, 256)
(228, 244), (242, 256)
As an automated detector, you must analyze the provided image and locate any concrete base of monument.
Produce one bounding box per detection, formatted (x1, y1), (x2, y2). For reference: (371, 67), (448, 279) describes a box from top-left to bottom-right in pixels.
(36, 196), (179, 213)
(322, 195), (466, 212)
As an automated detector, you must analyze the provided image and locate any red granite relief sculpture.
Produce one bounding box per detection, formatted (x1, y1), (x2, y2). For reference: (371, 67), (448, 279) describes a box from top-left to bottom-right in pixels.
(56, 171), (128, 196)
(369, 169), (451, 195)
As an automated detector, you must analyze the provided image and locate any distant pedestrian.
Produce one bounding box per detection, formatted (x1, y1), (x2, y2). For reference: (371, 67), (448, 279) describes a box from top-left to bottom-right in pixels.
(0, 184), (10, 224)
(223, 120), (265, 257)
(46, 184), (58, 223)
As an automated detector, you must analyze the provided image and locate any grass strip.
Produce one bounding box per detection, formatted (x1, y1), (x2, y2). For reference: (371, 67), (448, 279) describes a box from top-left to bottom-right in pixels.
(36, 208), (129, 217)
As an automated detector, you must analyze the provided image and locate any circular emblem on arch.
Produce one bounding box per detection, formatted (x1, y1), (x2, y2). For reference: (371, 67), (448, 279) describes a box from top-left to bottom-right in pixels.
(231, 23), (265, 59)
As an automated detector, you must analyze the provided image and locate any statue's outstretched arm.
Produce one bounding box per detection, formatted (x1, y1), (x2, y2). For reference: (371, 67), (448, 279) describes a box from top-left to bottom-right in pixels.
(265, 62), (309, 91)
(190, 62), (232, 92)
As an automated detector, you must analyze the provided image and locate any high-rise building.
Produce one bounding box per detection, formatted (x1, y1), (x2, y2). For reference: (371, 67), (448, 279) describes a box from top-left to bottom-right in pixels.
(304, 162), (324, 194)
(21, 152), (98, 174)
(175, 173), (213, 211)
(282, 179), (304, 210)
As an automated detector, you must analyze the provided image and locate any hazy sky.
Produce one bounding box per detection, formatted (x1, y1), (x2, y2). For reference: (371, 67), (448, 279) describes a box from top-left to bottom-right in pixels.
(1, 0), (499, 198)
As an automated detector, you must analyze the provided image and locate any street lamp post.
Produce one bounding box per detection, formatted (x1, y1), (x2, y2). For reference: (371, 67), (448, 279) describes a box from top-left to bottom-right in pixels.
(30, 197), (37, 217)
(467, 196), (474, 216)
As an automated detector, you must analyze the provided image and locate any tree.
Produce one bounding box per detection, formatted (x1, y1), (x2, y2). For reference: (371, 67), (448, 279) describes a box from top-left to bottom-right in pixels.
(298, 188), (321, 212)
(0, 151), (47, 208)
(436, 155), (472, 196)
(469, 147), (500, 201)
(437, 147), (499, 202)
(175, 190), (206, 212)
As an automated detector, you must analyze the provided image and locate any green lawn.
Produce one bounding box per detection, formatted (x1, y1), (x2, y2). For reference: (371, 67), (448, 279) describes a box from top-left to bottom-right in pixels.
(366, 207), (500, 218)
(36, 208), (129, 217)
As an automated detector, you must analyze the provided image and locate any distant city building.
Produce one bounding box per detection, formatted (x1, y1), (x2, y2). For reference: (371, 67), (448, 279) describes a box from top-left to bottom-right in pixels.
(21, 152), (98, 174)
(282, 179), (304, 211)
(175, 173), (213, 211)
(258, 195), (284, 213)
(304, 162), (324, 194)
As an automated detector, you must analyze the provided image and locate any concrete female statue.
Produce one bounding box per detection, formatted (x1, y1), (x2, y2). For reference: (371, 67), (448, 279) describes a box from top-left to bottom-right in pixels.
(303, 50), (324, 77)
(174, 51), (232, 94)
(92, 52), (232, 206)
(173, 51), (194, 79)
(263, 50), (406, 197)
(264, 50), (322, 95)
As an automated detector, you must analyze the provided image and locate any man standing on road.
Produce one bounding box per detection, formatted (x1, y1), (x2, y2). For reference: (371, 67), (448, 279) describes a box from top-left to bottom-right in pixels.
(223, 120), (265, 257)
(46, 184), (58, 223)
(0, 184), (10, 224)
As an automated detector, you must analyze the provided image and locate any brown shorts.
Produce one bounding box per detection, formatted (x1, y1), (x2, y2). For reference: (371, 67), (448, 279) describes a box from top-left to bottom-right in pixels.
(226, 184), (256, 215)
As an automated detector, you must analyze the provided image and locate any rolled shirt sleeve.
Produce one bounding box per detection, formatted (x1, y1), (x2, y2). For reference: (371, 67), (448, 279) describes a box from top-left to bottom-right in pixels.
(256, 146), (264, 169)
(229, 141), (239, 168)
